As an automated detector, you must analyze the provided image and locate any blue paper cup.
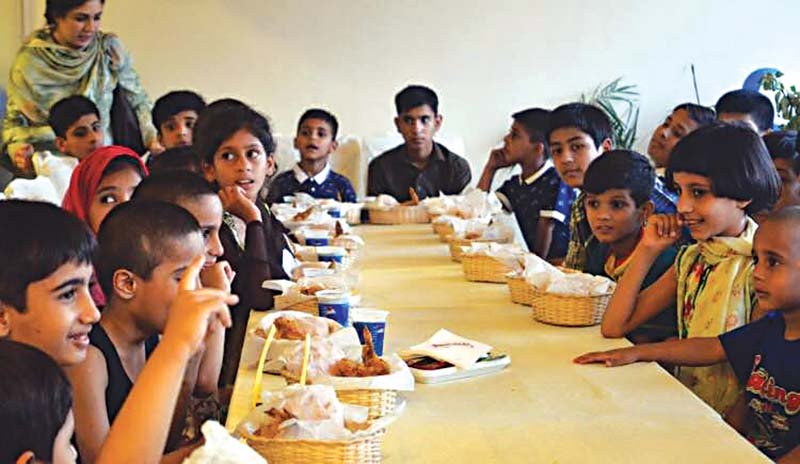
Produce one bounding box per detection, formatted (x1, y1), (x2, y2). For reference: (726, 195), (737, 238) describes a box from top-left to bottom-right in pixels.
(316, 290), (351, 326)
(317, 246), (346, 263)
(351, 308), (389, 356)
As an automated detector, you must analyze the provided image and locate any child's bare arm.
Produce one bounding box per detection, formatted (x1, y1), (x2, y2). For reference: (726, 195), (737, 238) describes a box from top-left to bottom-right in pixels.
(196, 261), (231, 394)
(573, 337), (726, 367)
(778, 446), (800, 463)
(477, 148), (511, 192)
(96, 257), (235, 464)
(66, 346), (111, 464)
(532, 217), (555, 259)
(601, 215), (680, 338)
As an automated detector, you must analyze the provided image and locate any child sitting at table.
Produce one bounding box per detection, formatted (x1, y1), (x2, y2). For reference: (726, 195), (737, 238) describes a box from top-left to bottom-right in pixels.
(548, 103), (678, 271)
(598, 122), (780, 417)
(0, 201), (234, 464)
(0, 200), (100, 367)
(576, 206), (800, 462)
(716, 89), (774, 135)
(477, 108), (574, 260)
(133, 171), (274, 385)
(764, 131), (800, 212)
(67, 201), (223, 463)
(266, 108), (357, 204)
(49, 95), (105, 161)
(583, 149), (678, 342)
(647, 103), (715, 181)
(151, 90), (206, 151)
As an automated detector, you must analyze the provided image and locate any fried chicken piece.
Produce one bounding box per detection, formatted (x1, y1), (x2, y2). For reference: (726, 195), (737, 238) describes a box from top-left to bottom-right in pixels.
(255, 408), (294, 438)
(334, 220), (344, 237)
(464, 231), (482, 240)
(301, 283), (327, 295)
(345, 420), (370, 432)
(328, 328), (390, 377)
(401, 187), (421, 206)
(293, 206), (315, 221)
(273, 316), (306, 340)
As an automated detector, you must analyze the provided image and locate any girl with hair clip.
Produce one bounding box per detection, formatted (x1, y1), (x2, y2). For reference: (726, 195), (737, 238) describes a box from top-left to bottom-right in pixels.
(62, 145), (148, 307)
(597, 122), (781, 418)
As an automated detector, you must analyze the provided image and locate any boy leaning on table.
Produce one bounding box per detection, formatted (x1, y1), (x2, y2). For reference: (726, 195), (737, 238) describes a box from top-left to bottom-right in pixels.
(477, 108), (574, 262)
(581, 149), (677, 343)
(367, 85), (472, 202)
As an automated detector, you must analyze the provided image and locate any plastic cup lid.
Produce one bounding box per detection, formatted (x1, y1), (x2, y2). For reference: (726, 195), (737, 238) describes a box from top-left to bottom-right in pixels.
(350, 307), (389, 322)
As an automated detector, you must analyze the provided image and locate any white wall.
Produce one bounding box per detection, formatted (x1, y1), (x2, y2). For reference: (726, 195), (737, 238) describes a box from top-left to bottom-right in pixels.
(5, 0), (800, 181)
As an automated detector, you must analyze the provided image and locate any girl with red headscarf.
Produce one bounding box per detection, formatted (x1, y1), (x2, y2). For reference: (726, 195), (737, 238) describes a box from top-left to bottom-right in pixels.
(63, 145), (148, 306)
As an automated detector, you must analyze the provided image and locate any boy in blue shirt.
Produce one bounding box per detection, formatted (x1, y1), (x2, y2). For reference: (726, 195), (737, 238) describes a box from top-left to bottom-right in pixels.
(575, 207), (800, 461)
(548, 102), (677, 270)
(582, 149), (677, 342)
(477, 108), (574, 260)
(267, 109), (356, 204)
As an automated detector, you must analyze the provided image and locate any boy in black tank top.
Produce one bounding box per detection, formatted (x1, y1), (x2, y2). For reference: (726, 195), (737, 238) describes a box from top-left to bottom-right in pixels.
(66, 201), (221, 463)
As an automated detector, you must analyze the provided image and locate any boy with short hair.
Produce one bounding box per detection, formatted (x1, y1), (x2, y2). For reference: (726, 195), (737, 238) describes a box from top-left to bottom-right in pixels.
(764, 130), (800, 212)
(716, 89), (774, 134)
(548, 102), (677, 270)
(148, 145), (204, 174)
(367, 85), (471, 202)
(477, 108), (574, 260)
(151, 90), (206, 150)
(647, 103), (715, 178)
(583, 149), (677, 342)
(266, 108), (356, 204)
(0, 200), (100, 366)
(68, 201), (222, 463)
(48, 95), (105, 160)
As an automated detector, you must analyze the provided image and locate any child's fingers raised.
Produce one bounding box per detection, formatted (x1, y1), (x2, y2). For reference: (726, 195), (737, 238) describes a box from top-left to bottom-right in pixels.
(179, 256), (205, 292)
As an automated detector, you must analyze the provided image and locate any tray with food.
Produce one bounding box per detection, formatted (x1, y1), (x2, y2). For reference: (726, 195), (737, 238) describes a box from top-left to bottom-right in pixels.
(402, 352), (511, 384)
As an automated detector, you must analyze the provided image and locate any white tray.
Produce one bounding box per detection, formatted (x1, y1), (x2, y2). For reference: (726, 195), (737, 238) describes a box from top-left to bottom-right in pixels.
(407, 355), (511, 384)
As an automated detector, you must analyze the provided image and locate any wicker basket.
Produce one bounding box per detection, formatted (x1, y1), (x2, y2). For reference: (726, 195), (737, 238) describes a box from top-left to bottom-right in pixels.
(345, 207), (362, 225)
(447, 236), (512, 263)
(461, 254), (512, 283)
(336, 389), (397, 420)
(274, 295), (318, 315)
(507, 274), (534, 305)
(530, 290), (612, 326)
(368, 206), (430, 225)
(432, 221), (454, 237)
(242, 427), (386, 464)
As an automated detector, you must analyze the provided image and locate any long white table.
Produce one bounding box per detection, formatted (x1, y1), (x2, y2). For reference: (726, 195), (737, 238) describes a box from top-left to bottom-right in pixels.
(227, 224), (769, 463)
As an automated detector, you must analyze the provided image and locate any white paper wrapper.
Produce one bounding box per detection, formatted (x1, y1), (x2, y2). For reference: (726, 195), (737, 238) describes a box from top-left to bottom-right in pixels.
(461, 243), (526, 272)
(401, 329), (492, 369)
(520, 254), (616, 296)
(312, 353), (415, 392)
(241, 311), (362, 372)
(454, 189), (503, 219)
(365, 194), (400, 210)
(182, 421), (265, 464)
(238, 384), (384, 441)
(422, 193), (458, 216)
(283, 337), (360, 379)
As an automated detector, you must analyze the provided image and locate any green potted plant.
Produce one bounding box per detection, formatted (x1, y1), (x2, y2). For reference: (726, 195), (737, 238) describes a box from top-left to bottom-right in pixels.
(581, 77), (640, 149)
(761, 72), (800, 131)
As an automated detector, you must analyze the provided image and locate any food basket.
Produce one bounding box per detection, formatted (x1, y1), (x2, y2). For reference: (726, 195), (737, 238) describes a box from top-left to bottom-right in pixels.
(242, 427), (386, 464)
(368, 205), (430, 225)
(273, 295), (318, 315)
(530, 290), (611, 326)
(506, 274), (534, 305)
(447, 236), (512, 262)
(336, 389), (398, 420)
(461, 254), (512, 283)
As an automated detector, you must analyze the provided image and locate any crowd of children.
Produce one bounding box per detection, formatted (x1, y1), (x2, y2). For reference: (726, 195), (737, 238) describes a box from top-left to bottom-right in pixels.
(2, 70), (800, 462)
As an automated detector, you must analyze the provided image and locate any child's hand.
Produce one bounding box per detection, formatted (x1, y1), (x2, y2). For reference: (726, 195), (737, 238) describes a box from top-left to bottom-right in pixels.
(11, 143), (34, 174)
(219, 186), (262, 223)
(199, 260), (235, 293)
(639, 214), (682, 254)
(573, 347), (641, 367)
(162, 256), (237, 357)
(486, 148), (512, 170)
